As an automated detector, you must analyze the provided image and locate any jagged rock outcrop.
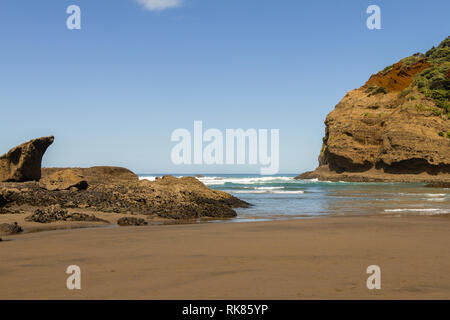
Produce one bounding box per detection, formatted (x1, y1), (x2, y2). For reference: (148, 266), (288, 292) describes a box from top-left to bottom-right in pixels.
(298, 37), (450, 183)
(0, 136), (54, 182)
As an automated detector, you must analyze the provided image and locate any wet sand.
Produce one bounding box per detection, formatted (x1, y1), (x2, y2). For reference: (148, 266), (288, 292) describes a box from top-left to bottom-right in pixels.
(1, 215), (450, 299)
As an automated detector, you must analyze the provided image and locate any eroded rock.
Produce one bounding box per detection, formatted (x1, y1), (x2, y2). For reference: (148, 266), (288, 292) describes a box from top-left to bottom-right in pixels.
(1, 172), (249, 220)
(0, 136), (54, 182)
(42, 166), (138, 185)
(25, 206), (106, 224)
(117, 217), (148, 226)
(298, 38), (450, 183)
(39, 169), (88, 191)
(0, 222), (23, 235)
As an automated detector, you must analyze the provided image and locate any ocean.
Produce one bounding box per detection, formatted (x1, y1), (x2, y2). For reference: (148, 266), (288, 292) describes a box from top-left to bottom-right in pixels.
(138, 174), (450, 222)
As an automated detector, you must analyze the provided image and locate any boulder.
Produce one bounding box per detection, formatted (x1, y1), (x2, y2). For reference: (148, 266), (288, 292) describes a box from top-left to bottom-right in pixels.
(0, 136), (54, 182)
(0, 222), (23, 235)
(0, 194), (7, 208)
(39, 169), (88, 191)
(117, 217), (148, 226)
(25, 205), (106, 223)
(25, 206), (69, 223)
(42, 166), (138, 185)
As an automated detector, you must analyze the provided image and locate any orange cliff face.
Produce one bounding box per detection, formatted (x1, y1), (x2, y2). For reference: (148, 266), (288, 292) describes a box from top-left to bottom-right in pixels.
(297, 44), (450, 183)
(365, 58), (431, 92)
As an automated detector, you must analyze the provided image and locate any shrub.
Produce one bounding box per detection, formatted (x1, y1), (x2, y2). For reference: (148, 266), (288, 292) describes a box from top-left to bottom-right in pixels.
(365, 85), (376, 93)
(368, 86), (387, 96)
(415, 103), (427, 112)
(407, 37), (450, 118)
(401, 55), (421, 68)
(399, 88), (411, 98)
(431, 107), (442, 116)
(381, 65), (393, 74)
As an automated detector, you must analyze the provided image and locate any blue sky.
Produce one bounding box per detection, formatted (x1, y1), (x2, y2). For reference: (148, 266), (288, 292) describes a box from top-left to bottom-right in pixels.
(1, 0), (449, 174)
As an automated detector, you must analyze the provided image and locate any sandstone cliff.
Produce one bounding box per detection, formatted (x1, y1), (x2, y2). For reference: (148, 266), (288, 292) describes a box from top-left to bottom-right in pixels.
(298, 37), (450, 182)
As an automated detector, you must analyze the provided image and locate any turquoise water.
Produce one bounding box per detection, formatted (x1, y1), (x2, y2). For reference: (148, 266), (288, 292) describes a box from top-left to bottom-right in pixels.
(139, 174), (450, 222)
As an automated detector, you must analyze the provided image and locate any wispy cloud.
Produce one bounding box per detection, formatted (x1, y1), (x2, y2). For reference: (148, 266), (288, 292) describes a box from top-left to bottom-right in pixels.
(136, 0), (183, 11)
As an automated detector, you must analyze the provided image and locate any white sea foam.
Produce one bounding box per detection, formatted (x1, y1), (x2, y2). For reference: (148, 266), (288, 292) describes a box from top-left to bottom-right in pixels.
(272, 190), (305, 194)
(399, 193), (447, 197)
(138, 175), (297, 185)
(139, 176), (157, 181)
(254, 186), (284, 190)
(384, 208), (450, 215)
(230, 190), (304, 195)
(196, 176), (296, 186)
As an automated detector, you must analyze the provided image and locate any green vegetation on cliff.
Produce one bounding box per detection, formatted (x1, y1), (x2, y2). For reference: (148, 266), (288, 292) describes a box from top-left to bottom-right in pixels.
(411, 37), (450, 117)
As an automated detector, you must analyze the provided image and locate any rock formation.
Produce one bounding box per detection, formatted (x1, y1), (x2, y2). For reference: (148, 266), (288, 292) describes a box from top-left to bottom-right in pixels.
(117, 217), (148, 226)
(42, 166), (138, 185)
(298, 37), (450, 182)
(0, 171), (249, 220)
(39, 169), (88, 191)
(0, 136), (249, 226)
(0, 136), (54, 182)
(0, 222), (23, 236)
(25, 206), (106, 224)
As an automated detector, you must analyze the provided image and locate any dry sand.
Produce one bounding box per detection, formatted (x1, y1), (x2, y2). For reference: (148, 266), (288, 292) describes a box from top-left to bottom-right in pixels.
(1, 215), (450, 299)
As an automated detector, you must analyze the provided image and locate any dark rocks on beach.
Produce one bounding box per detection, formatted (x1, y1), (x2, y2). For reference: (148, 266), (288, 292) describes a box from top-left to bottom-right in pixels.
(0, 194), (7, 208)
(0, 136), (250, 222)
(67, 212), (108, 223)
(117, 217), (148, 226)
(0, 222), (23, 235)
(25, 206), (106, 224)
(1, 169), (249, 220)
(26, 206), (68, 223)
(0, 136), (54, 182)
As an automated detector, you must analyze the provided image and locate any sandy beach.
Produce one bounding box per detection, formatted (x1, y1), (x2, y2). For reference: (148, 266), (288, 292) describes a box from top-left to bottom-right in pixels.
(1, 214), (450, 300)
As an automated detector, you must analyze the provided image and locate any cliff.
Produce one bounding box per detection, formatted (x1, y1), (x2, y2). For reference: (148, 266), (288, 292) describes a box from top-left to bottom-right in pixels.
(298, 37), (450, 182)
